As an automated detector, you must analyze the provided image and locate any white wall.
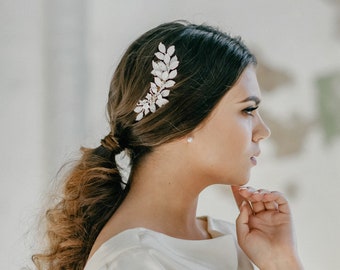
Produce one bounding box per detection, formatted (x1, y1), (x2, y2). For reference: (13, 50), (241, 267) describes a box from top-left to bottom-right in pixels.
(1, 0), (339, 269)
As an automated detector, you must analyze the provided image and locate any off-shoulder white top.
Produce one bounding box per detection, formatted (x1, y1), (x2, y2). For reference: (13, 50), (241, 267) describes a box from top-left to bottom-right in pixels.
(84, 216), (254, 270)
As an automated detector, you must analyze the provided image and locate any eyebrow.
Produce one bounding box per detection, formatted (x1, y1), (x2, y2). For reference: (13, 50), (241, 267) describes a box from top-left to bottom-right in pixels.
(239, 96), (261, 105)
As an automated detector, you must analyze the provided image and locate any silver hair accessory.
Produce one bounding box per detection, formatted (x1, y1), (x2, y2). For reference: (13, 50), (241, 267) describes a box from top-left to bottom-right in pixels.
(134, 42), (179, 121)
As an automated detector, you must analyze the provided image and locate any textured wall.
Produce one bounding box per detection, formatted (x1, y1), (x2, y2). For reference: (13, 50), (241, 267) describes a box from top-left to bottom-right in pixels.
(1, 0), (339, 269)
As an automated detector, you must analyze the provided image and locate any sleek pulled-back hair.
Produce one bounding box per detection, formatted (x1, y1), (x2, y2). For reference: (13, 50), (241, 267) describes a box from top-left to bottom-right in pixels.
(32, 21), (256, 270)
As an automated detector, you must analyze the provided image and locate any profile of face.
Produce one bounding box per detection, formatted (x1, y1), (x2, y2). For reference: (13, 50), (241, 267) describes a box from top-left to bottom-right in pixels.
(187, 65), (271, 186)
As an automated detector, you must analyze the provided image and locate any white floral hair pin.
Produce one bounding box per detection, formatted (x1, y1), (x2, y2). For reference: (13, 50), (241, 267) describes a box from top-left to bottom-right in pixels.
(134, 42), (179, 121)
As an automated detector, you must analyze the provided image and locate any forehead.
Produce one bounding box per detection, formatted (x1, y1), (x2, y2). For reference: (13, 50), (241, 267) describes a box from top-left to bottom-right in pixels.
(223, 65), (261, 103)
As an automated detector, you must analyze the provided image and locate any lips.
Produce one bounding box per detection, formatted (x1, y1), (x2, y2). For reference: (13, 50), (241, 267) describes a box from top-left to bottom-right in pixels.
(250, 150), (261, 165)
(250, 156), (257, 165)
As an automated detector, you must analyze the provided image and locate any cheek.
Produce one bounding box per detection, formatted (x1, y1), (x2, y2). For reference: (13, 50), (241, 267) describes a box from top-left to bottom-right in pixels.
(203, 121), (249, 169)
(223, 119), (252, 153)
(191, 116), (253, 163)
(190, 121), (254, 184)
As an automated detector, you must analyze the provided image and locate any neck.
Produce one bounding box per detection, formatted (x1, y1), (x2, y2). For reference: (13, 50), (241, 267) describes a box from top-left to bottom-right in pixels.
(89, 141), (212, 259)
(113, 144), (211, 240)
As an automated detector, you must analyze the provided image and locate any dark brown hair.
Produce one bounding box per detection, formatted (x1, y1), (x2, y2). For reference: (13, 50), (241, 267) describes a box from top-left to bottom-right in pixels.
(32, 21), (256, 269)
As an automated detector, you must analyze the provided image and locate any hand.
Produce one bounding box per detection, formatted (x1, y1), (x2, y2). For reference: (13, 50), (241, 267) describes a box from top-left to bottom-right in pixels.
(231, 186), (303, 270)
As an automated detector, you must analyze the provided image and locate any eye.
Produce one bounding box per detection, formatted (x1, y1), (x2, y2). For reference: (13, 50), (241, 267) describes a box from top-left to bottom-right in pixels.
(243, 106), (258, 116)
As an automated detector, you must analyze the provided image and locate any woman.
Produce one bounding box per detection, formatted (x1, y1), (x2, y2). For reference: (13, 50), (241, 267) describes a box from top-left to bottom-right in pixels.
(33, 21), (303, 269)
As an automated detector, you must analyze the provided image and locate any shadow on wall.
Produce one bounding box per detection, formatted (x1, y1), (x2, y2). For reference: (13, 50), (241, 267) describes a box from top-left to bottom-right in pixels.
(316, 71), (340, 144)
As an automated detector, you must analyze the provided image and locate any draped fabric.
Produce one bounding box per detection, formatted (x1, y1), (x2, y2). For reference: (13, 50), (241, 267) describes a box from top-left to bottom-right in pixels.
(84, 217), (254, 270)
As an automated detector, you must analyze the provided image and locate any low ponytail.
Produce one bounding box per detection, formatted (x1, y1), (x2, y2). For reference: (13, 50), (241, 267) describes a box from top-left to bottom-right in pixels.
(32, 134), (129, 270)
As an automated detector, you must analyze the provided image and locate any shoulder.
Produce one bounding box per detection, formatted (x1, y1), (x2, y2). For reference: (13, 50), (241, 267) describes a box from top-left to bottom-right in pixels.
(205, 216), (237, 238)
(103, 247), (166, 270)
(84, 218), (254, 270)
(84, 228), (168, 270)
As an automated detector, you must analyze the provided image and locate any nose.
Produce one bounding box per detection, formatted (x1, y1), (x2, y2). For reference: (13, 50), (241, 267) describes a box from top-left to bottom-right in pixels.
(252, 115), (271, 142)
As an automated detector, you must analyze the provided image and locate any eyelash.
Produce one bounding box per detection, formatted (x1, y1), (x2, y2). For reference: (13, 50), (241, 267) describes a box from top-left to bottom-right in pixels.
(243, 106), (259, 116)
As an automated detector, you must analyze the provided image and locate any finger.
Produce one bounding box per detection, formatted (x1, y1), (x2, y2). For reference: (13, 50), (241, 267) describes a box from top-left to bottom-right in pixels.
(236, 201), (252, 244)
(231, 185), (244, 209)
(249, 189), (270, 213)
(251, 201), (266, 213)
(264, 201), (278, 211)
(238, 186), (258, 201)
(263, 191), (291, 214)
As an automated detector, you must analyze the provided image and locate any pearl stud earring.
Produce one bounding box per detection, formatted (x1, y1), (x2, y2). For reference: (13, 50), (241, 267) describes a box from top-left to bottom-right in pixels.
(187, 137), (193, 143)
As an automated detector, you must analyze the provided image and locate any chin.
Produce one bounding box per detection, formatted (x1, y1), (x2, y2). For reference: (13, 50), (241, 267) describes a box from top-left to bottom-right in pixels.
(239, 178), (250, 186)
(219, 175), (250, 186)
(234, 173), (251, 186)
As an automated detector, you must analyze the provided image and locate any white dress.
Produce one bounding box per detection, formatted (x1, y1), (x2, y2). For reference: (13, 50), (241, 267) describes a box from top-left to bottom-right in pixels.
(84, 216), (254, 270)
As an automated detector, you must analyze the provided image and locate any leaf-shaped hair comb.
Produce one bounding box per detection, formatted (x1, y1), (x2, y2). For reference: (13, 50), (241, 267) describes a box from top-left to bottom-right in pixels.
(134, 42), (179, 121)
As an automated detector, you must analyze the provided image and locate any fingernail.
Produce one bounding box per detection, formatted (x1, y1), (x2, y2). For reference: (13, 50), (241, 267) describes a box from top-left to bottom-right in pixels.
(239, 186), (248, 191)
(246, 186), (256, 192)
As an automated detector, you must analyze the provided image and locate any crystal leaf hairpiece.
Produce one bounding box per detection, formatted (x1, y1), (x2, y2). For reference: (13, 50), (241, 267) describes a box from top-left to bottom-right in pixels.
(134, 42), (179, 121)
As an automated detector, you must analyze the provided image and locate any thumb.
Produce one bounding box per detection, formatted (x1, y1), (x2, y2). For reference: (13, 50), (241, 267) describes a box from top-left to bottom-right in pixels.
(236, 201), (252, 246)
(231, 185), (244, 209)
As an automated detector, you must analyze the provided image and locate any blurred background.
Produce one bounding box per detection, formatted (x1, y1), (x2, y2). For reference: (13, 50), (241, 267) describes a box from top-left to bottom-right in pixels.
(1, 0), (339, 269)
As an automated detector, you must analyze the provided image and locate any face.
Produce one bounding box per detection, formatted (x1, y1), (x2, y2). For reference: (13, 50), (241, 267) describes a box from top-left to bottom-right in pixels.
(188, 65), (271, 186)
